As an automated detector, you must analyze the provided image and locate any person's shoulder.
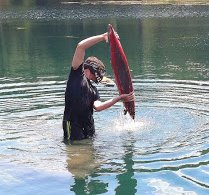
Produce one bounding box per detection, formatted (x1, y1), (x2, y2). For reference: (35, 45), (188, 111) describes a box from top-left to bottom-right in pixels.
(71, 63), (84, 73)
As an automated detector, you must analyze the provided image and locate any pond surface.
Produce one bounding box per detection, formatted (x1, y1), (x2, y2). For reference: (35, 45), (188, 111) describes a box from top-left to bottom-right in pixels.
(0, 2), (209, 195)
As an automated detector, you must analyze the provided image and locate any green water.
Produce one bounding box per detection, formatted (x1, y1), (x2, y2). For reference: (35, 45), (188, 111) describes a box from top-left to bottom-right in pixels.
(1, 17), (209, 80)
(0, 2), (209, 195)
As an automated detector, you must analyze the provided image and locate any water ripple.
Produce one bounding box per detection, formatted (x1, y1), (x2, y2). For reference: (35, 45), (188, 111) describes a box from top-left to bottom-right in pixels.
(0, 77), (209, 192)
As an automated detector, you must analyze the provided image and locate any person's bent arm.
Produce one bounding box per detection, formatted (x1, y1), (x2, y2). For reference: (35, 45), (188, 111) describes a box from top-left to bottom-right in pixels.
(93, 91), (135, 112)
(72, 33), (108, 70)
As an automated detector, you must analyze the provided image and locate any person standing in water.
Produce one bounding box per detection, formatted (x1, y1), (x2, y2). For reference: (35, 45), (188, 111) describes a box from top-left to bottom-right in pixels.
(63, 31), (135, 141)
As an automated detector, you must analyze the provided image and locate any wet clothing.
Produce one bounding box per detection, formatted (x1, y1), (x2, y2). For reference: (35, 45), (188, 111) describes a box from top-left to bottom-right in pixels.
(63, 64), (100, 140)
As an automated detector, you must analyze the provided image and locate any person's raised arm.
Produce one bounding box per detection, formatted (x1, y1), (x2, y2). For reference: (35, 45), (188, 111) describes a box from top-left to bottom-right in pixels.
(71, 33), (108, 70)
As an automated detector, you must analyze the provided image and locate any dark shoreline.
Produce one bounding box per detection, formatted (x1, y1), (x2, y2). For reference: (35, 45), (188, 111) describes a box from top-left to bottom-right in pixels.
(60, 1), (209, 5)
(1, 0), (209, 8)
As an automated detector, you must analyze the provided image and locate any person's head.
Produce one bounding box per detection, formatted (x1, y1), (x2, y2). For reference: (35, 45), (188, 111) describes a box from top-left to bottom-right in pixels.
(83, 56), (105, 83)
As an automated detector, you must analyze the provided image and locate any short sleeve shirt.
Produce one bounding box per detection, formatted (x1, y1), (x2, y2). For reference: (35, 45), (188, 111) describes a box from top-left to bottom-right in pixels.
(63, 64), (100, 122)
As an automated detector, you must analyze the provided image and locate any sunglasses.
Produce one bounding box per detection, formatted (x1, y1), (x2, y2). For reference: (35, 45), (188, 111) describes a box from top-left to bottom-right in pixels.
(84, 61), (106, 83)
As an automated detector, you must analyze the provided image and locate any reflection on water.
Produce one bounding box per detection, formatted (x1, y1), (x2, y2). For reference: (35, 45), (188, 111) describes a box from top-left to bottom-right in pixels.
(1, 2), (209, 195)
(115, 139), (137, 195)
(67, 142), (109, 194)
(65, 139), (99, 178)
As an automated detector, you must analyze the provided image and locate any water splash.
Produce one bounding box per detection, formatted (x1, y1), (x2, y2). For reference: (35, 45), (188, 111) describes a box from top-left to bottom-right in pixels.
(113, 111), (147, 132)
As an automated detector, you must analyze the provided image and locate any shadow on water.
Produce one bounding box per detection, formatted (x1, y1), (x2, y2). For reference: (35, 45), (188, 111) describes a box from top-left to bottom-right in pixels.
(115, 136), (137, 195)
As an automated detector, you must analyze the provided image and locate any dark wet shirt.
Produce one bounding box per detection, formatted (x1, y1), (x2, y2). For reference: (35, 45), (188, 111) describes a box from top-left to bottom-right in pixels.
(63, 64), (100, 122)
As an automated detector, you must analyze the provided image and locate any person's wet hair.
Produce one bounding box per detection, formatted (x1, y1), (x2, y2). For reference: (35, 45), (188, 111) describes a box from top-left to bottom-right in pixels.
(84, 56), (105, 83)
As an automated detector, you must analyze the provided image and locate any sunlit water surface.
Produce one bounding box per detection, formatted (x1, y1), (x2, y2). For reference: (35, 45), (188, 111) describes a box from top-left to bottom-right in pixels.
(1, 77), (209, 194)
(0, 3), (209, 195)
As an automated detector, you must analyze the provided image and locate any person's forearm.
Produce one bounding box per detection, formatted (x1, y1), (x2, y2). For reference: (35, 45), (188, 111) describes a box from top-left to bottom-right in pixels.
(72, 33), (107, 69)
(94, 96), (121, 112)
(78, 33), (107, 50)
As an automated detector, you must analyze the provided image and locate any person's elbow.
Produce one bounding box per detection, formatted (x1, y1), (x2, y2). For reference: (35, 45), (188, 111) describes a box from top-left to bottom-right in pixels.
(94, 105), (103, 112)
(77, 39), (88, 51)
(76, 42), (85, 52)
(71, 43), (85, 70)
(94, 107), (102, 112)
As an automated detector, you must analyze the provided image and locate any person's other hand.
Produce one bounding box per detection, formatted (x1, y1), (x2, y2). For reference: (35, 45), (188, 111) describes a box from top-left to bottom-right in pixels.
(120, 91), (135, 102)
